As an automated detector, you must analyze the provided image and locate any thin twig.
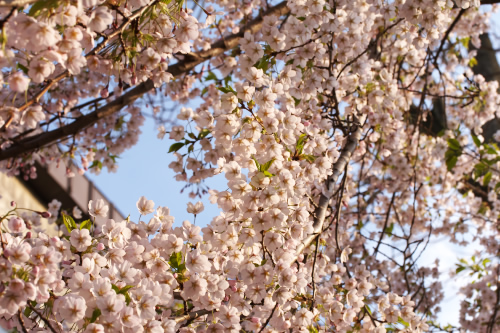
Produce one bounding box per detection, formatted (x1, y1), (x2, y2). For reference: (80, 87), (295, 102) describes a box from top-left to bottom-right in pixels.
(373, 192), (396, 256)
(28, 305), (58, 333)
(17, 310), (28, 333)
(257, 303), (278, 333)
(310, 235), (320, 310)
(433, 8), (467, 66)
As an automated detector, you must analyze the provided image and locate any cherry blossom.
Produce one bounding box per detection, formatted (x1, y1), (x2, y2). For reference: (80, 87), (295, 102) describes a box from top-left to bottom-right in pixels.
(0, 0), (499, 332)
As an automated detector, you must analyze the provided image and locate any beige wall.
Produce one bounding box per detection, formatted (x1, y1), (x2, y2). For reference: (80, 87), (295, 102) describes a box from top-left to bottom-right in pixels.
(0, 173), (58, 236)
(0, 172), (46, 214)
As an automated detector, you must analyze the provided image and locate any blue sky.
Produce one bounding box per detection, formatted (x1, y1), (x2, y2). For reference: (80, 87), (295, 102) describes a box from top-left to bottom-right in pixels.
(86, 115), (223, 227)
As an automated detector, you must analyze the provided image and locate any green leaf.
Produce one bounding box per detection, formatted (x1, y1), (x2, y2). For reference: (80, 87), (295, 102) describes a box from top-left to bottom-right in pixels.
(90, 308), (101, 323)
(80, 219), (91, 230)
(486, 145), (498, 155)
(198, 129), (210, 139)
(168, 252), (183, 270)
(24, 306), (33, 318)
(397, 317), (409, 327)
(89, 160), (103, 170)
(460, 37), (470, 48)
(456, 265), (466, 274)
(28, 0), (60, 17)
(473, 162), (489, 179)
(124, 292), (132, 306)
(252, 157), (261, 170)
(482, 258), (491, 267)
(62, 214), (77, 233)
(292, 97), (301, 107)
(260, 159), (274, 172)
(117, 285), (134, 294)
(385, 223), (394, 236)
(472, 135), (481, 148)
(297, 134), (307, 148)
(302, 155), (317, 163)
(168, 142), (185, 153)
(468, 57), (478, 68)
(253, 259), (267, 267)
(254, 55), (270, 72)
(307, 325), (319, 333)
(285, 59), (294, 66)
(447, 138), (461, 151)
(205, 71), (218, 81)
(446, 156), (458, 171)
(296, 134), (307, 155)
(217, 86), (236, 94)
(483, 171), (492, 187)
(16, 63), (28, 75)
(142, 33), (155, 42)
(263, 170), (274, 178)
(111, 284), (120, 293)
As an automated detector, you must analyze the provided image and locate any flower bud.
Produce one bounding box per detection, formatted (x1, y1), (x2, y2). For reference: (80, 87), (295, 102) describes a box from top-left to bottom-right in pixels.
(10, 201), (15, 207)
(39, 211), (51, 218)
(96, 243), (105, 251)
(100, 87), (109, 98)
(8, 216), (25, 233)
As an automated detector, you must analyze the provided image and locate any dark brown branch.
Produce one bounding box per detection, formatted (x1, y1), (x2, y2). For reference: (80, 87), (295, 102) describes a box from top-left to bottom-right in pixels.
(257, 303), (278, 333)
(310, 235), (320, 310)
(433, 8), (466, 66)
(373, 192), (396, 256)
(17, 311), (28, 333)
(0, 1), (290, 162)
(173, 309), (211, 324)
(295, 115), (365, 257)
(28, 305), (58, 333)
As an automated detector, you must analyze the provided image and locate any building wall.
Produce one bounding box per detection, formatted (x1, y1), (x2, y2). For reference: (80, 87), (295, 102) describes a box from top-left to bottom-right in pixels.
(0, 172), (46, 216)
(0, 163), (124, 236)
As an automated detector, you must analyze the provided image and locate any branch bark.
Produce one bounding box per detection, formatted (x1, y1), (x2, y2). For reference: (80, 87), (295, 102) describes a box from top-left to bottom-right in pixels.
(295, 115), (365, 257)
(0, 1), (290, 162)
(173, 309), (211, 323)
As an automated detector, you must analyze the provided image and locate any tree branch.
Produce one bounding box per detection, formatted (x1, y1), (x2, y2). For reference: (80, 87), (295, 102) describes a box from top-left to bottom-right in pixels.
(28, 305), (58, 333)
(17, 310), (28, 333)
(173, 309), (211, 324)
(295, 115), (365, 257)
(373, 192), (396, 256)
(15, 0), (160, 114)
(0, 1), (290, 162)
(257, 303), (278, 333)
(433, 8), (466, 66)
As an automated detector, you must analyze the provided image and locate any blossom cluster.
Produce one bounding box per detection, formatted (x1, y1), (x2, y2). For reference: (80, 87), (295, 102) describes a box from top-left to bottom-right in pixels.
(0, 193), (434, 333)
(0, 0), (499, 332)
